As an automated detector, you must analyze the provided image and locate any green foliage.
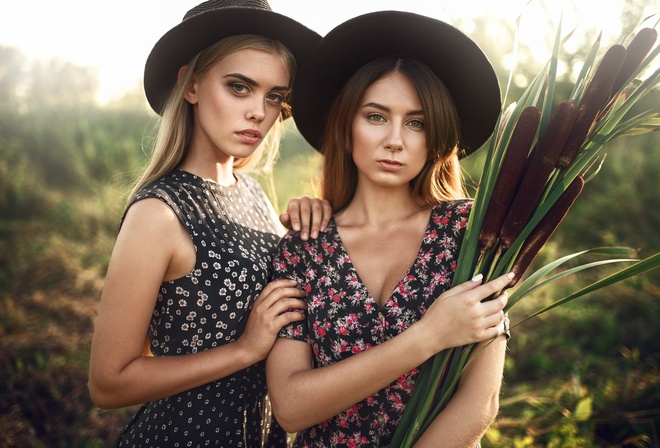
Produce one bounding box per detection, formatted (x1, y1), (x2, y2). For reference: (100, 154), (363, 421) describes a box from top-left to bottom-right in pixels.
(270, 122), (323, 212)
(0, 217), (134, 447)
(563, 133), (660, 256)
(485, 352), (660, 447)
(0, 135), (51, 218)
(1, 101), (152, 195)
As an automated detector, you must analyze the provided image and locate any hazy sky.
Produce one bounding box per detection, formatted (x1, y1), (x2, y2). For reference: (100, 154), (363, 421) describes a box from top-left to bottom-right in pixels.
(0, 0), (656, 102)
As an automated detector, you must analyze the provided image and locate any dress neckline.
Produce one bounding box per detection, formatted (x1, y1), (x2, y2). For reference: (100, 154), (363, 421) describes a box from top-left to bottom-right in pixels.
(173, 169), (241, 190)
(329, 205), (438, 312)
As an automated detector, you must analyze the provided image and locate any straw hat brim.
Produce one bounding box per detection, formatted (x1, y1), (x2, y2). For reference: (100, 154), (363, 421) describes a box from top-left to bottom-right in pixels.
(291, 11), (502, 156)
(144, 8), (321, 114)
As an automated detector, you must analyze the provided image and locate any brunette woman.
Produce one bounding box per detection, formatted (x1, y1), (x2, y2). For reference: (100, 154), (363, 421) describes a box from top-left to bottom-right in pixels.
(267, 11), (509, 448)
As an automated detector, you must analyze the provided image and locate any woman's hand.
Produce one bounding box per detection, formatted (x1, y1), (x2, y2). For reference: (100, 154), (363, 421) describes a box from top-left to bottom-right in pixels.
(279, 196), (332, 240)
(416, 272), (512, 354)
(236, 279), (307, 364)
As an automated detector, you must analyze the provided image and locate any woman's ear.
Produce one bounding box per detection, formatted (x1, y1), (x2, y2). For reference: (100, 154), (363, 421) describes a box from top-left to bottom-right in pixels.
(178, 65), (198, 105)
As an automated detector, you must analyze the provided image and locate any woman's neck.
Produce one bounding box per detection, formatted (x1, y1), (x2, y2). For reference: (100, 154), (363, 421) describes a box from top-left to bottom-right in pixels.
(336, 185), (429, 227)
(178, 149), (236, 186)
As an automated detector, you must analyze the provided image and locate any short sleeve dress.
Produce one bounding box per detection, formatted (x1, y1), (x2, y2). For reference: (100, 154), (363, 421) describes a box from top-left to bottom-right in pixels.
(272, 200), (472, 448)
(115, 170), (288, 448)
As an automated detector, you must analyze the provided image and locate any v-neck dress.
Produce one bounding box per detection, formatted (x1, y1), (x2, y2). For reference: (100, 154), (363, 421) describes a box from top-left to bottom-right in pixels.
(115, 170), (287, 448)
(272, 200), (472, 447)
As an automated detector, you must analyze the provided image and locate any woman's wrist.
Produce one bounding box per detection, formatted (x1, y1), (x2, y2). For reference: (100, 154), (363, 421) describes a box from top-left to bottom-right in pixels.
(406, 319), (443, 360)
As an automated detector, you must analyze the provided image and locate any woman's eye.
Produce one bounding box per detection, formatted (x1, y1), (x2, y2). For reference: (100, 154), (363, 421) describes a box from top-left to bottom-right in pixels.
(407, 119), (425, 130)
(266, 92), (285, 104)
(367, 113), (386, 123)
(230, 83), (249, 94)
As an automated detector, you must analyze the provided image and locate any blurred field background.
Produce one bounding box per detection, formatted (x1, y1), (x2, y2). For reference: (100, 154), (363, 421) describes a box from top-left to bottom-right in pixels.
(1, 3), (659, 447)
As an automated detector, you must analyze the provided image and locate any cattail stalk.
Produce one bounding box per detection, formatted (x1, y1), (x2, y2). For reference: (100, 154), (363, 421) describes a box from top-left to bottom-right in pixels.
(556, 44), (627, 168)
(499, 100), (578, 249)
(394, 20), (660, 447)
(611, 28), (658, 95)
(478, 106), (541, 251)
(508, 176), (585, 287)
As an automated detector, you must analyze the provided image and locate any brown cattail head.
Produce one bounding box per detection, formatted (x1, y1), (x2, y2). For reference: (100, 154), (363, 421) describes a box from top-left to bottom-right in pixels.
(498, 100), (578, 249)
(508, 176), (585, 287)
(478, 106), (541, 251)
(611, 28), (658, 95)
(556, 44), (628, 168)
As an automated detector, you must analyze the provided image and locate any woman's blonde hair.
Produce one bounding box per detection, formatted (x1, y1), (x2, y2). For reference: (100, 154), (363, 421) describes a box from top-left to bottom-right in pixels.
(127, 34), (296, 208)
(321, 57), (467, 212)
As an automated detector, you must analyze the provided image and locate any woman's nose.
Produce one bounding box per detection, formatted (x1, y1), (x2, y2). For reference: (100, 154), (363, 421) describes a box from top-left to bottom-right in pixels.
(246, 100), (266, 122)
(384, 128), (404, 152)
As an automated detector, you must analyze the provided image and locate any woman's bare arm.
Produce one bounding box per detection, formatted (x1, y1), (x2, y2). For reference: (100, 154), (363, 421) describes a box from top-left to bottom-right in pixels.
(414, 335), (507, 447)
(88, 199), (306, 409)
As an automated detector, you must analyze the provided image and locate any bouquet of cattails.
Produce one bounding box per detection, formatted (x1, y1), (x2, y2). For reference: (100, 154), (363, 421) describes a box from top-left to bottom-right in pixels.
(391, 20), (660, 447)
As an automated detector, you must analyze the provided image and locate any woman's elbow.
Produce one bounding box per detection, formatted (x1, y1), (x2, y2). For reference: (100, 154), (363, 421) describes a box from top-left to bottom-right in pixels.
(268, 379), (317, 433)
(272, 414), (304, 434)
(87, 371), (126, 409)
(269, 395), (307, 433)
(267, 340), (315, 432)
(88, 381), (115, 409)
(484, 392), (501, 424)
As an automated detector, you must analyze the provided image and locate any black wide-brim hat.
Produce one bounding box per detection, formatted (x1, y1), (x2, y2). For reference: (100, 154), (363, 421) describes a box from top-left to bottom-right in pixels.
(292, 11), (502, 156)
(144, 0), (321, 114)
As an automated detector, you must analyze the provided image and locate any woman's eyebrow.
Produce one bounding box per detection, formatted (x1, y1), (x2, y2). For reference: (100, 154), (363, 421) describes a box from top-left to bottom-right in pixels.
(362, 101), (424, 116)
(224, 73), (289, 92)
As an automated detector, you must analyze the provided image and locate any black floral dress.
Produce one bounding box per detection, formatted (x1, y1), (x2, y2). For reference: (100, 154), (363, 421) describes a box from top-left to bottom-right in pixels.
(115, 170), (288, 448)
(272, 200), (472, 447)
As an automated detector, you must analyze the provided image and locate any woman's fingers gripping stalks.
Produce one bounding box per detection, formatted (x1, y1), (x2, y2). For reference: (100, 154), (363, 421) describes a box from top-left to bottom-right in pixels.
(279, 196), (332, 240)
(237, 279), (306, 363)
(422, 273), (512, 352)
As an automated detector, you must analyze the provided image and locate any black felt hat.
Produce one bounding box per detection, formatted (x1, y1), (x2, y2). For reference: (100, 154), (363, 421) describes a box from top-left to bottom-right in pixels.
(144, 0), (321, 114)
(292, 10), (502, 156)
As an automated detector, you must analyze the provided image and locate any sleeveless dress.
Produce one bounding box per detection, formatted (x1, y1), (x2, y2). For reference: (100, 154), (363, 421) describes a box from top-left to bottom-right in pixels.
(115, 170), (288, 448)
(272, 200), (472, 447)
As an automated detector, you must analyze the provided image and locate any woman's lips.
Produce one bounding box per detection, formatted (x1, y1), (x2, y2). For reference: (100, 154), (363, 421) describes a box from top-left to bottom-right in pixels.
(377, 159), (403, 172)
(236, 129), (262, 144)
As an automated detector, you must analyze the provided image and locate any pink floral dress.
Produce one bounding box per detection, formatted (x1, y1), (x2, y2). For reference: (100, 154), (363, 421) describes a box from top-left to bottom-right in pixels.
(272, 200), (472, 447)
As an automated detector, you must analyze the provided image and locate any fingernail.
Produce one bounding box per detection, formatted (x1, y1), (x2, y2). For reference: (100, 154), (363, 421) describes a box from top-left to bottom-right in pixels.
(301, 232), (308, 240)
(293, 224), (301, 231)
(471, 273), (483, 282)
(311, 231), (318, 239)
(507, 272), (514, 279)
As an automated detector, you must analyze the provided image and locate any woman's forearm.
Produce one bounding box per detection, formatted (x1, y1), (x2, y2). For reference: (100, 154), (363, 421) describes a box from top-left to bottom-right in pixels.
(89, 338), (258, 409)
(267, 323), (434, 432)
(413, 336), (507, 447)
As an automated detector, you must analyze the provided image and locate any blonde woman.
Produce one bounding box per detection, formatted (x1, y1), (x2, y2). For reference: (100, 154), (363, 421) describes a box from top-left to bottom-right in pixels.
(88, 1), (329, 446)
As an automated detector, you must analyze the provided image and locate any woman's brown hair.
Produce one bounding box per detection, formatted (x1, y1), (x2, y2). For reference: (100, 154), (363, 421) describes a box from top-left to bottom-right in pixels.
(320, 57), (467, 212)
